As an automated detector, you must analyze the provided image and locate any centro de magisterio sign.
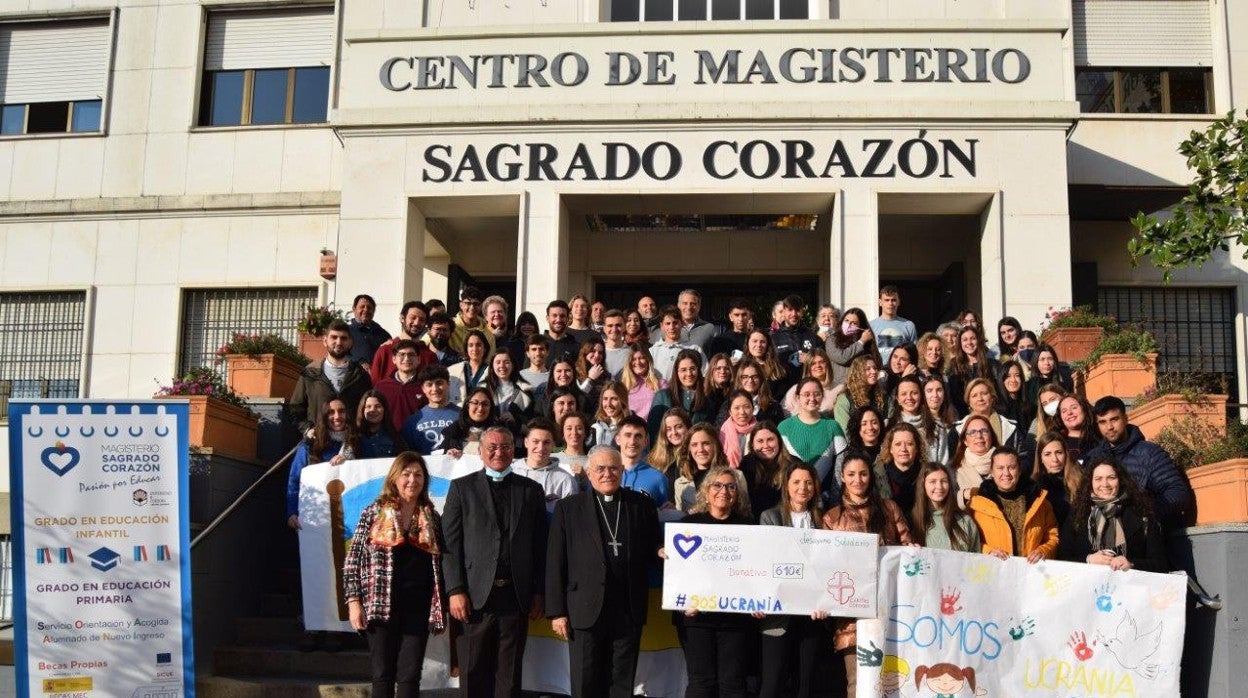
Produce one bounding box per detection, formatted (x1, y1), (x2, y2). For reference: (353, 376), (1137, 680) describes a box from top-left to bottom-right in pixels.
(380, 47), (1032, 91)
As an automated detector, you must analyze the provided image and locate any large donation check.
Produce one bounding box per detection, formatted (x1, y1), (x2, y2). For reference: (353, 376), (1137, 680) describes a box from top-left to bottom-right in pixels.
(661, 523), (879, 617)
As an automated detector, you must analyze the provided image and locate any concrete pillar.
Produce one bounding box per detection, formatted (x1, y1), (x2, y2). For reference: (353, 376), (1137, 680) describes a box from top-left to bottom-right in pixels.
(838, 188), (879, 314)
(516, 190), (569, 320)
(979, 193), (1006, 324)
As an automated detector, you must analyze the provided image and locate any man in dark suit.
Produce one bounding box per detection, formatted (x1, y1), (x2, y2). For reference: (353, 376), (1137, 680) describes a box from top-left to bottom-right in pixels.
(442, 426), (547, 697)
(546, 446), (663, 698)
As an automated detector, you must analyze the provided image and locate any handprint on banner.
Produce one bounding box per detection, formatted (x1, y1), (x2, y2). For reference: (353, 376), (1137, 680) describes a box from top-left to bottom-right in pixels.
(1043, 573), (1073, 599)
(856, 641), (884, 667)
(1008, 616), (1036, 641)
(1068, 630), (1096, 661)
(1150, 585), (1180, 610)
(964, 560), (996, 584)
(1095, 583), (1117, 612)
(903, 555), (931, 577)
(940, 587), (963, 616)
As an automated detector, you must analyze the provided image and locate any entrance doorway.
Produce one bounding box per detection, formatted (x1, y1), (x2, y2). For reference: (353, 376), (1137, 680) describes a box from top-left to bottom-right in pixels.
(880, 263), (966, 333)
(595, 277), (820, 327)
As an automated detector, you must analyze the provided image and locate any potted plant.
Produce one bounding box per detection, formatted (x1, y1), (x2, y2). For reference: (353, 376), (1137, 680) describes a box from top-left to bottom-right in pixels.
(216, 332), (309, 399)
(297, 303), (345, 362)
(1077, 325), (1160, 402)
(1157, 417), (1248, 525)
(154, 367), (259, 461)
(1039, 305), (1119, 365)
(319, 247), (337, 281)
(1129, 371), (1229, 441)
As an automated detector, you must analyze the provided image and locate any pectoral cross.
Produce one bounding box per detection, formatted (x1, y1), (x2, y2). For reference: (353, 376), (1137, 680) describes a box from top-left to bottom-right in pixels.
(607, 540), (622, 557)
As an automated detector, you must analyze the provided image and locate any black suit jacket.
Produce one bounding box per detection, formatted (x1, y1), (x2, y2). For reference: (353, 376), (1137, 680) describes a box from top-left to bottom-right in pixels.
(441, 470), (548, 611)
(546, 488), (661, 629)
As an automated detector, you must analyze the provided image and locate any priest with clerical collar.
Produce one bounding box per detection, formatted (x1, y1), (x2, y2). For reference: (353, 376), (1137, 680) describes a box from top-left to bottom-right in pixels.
(546, 445), (663, 698)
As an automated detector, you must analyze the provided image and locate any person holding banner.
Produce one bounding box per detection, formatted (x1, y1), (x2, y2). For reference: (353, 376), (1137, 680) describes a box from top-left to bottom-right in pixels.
(674, 423), (730, 512)
(287, 397), (361, 531)
(441, 426), (548, 698)
(910, 462), (981, 552)
(967, 446), (1059, 563)
(1059, 454), (1168, 573)
(344, 452), (447, 698)
(822, 451), (912, 697)
(546, 446), (663, 698)
(675, 466), (756, 698)
(757, 462), (831, 698)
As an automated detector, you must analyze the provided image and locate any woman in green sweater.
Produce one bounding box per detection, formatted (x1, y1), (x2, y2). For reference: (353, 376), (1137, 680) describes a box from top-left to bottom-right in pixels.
(910, 461), (981, 551)
(779, 378), (848, 488)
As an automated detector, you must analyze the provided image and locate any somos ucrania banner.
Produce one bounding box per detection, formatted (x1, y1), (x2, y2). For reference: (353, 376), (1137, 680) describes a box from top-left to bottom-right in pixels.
(855, 546), (1187, 698)
(7, 400), (194, 698)
(298, 454), (687, 697)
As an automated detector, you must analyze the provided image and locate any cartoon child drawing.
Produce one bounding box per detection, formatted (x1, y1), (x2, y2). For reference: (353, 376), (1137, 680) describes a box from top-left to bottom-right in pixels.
(914, 663), (987, 697)
(878, 655), (911, 698)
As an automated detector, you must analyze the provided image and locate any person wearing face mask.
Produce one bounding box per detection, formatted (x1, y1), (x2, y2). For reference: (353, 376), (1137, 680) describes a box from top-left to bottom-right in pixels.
(1029, 383), (1069, 437)
(1026, 343), (1075, 400)
(815, 304), (840, 343)
(1058, 454), (1167, 572)
(825, 307), (877, 385)
(1012, 330), (1040, 379)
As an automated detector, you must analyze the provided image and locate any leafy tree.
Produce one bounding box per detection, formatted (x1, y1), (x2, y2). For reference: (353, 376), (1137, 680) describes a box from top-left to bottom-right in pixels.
(1129, 111), (1247, 281)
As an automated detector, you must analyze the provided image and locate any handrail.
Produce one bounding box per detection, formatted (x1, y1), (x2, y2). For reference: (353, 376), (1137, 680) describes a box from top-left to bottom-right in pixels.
(190, 443), (301, 550)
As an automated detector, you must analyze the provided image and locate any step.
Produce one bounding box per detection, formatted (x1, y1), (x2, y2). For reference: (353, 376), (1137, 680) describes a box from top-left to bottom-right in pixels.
(213, 646), (371, 680)
(234, 617), (366, 650)
(256, 592), (302, 617)
(197, 675), (461, 698)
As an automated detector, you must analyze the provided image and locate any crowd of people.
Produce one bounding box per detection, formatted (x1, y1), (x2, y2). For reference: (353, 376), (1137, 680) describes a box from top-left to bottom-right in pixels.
(288, 285), (1194, 698)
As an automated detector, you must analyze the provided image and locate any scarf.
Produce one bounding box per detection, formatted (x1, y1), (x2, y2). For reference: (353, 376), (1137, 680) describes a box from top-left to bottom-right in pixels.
(720, 417), (755, 468)
(962, 447), (995, 477)
(885, 461), (920, 500)
(986, 412), (1005, 444)
(1087, 494), (1129, 554)
(329, 430), (346, 442)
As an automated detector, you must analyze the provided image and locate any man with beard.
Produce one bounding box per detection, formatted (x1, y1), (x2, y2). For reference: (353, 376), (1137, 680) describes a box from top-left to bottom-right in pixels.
(546, 445), (662, 698)
(637, 296), (660, 334)
(290, 320), (373, 436)
(426, 312), (462, 367)
(544, 300), (580, 364)
(369, 300), (437, 384)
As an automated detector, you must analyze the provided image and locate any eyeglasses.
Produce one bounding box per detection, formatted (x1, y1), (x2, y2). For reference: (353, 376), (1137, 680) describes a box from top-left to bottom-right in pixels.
(739, 374), (761, 382)
(710, 482), (738, 492)
(965, 428), (991, 438)
(483, 443), (513, 453)
(395, 352), (417, 360)
(461, 300), (481, 307)
(467, 400), (492, 408)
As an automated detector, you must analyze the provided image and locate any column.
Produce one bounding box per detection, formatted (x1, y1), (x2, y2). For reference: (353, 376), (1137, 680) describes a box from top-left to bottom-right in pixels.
(837, 188), (880, 313)
(515, 189), (569, 319)
(979, 193), (1006, 324)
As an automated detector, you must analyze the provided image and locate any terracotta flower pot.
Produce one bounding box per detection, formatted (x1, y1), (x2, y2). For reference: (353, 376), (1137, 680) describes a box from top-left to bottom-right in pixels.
(319, 253), (337, 281)
(1189, 458), (1248, 525)
(1082, 353), (1157, 403)
(299, 332), (328, 363)
(224, 353), (303, 399)
(1040, 327), (1104, 365)
(155, 395), (258, 461)
(1130, 393), (1228, 442)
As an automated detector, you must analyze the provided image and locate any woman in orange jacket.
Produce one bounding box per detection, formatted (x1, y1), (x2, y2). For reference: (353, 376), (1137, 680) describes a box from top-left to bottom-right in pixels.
(968, 445), (1058, 563)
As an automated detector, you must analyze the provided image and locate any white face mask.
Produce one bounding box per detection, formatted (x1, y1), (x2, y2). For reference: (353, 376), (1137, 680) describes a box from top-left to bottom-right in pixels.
(1043, 401), (1059, 417)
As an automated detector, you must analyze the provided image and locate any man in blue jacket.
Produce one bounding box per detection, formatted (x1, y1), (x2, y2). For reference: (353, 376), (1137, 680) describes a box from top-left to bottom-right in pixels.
(1086, 396), (1193, 530)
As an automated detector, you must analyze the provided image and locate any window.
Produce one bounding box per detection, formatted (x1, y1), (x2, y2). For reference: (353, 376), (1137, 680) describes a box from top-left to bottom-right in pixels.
(199, 9), (334, 127)
(1097, 286), (1238, 399)
(0, 19), (110, 135)
(0, 291), (88, 417)
(611, 0), (806, 21)
(179, 287), (318, 374)
(1075, 67), (1211, 114)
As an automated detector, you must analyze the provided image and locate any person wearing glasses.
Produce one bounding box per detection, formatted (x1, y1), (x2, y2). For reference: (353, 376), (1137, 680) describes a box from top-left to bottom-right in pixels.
(441, 426), (548, 697)
(673, 466), (756, 698)
(450, 286), (497, 355)
(953, 414), (1000, 506)
(546, 446), (663, 697)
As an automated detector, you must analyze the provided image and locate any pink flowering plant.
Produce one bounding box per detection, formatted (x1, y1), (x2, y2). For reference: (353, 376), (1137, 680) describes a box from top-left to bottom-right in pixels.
(156, 366), (255, 414)
(1040, 305), (1119, 333)
(214, 332), (307, 364)
(297, 303), (345, 336)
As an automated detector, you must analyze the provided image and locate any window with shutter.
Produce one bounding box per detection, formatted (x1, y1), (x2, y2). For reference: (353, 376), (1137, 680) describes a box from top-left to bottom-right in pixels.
(0, 18), (110, 135)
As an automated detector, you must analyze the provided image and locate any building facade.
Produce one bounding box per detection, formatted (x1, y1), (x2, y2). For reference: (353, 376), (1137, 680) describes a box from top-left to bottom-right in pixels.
(0, 0), (1245, 486)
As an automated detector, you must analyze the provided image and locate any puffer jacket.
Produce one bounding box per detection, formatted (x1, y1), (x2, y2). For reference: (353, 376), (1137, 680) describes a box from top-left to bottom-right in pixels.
(968, 480), (1059, 559)
(1084, 425), (1193, 528)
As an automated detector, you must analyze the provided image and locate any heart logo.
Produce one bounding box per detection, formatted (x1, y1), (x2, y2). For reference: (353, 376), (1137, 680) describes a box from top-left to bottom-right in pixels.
(673, 533), (703, 559)
(41, 441), (81, 477)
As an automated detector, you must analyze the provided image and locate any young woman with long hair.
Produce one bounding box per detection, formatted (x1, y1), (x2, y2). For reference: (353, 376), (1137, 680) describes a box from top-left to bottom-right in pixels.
(540, 358), (588, 419)
(288, 398), (360, 530)
(618, 343), (664, 421)
(649, 407), (692, 500)
(923, 375), (959, 430)
(737, 421), (796, 519)
(673, 423), (729, 512)
(781, 348), (840, 417)
(846, 405), (886, 466)
(574, 338), (609, 407)
(822, 452), (912, 697)
(484, 350), (534, 424)
(1056, 394), (1098, 465)
(356, 389), (406, 458)
(779, 377), (847, 485)
(447, 329), (491, 406)
(649, 349), (712, 438)
(873, 423), (926, 515)
(623, 309), (650, 346)
(892, 376), (952, 466)
(995, 360), (1033, 427)
(719, 389), (759, 468)
(703, 352), (735, 419)
(1027, 343), (1075, 398)
(1029, 382), (1070, 437)
(995, 316), (1023, 362)
(441, 386), (504, 458)
(833, 354), (887, 434)
(1032, 430), (1083, 526)
(589, 380), (631, 447)
(882, 342), (919, 396)
(756, 461), (829, 698)
(910, 462), (981, 551)
(826, 307), (877, 385)
(745, 329), (790, 398)
(557, 411), (590, 485)
(945, 326), (996, 416)
(716, 359), (784, 426)
(1058, 454), (1168, 572)
(916, 331), (945, 379)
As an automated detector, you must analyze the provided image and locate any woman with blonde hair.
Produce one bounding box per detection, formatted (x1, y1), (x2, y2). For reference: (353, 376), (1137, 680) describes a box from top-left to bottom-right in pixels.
(1029, 382), (1070, 437)
(649, 407), (692, 498)
(915, 331), (945, 379)
(673, 423), (729, 512)
(781, 348), (841, 417)
(618, 343), (664, 421)
(344, 452), (446, 697)
(589, 380), (631, 447)
(1032, 430), (1082, 526)
(832, 354), (888, 433)
(873, 422), (926, 515)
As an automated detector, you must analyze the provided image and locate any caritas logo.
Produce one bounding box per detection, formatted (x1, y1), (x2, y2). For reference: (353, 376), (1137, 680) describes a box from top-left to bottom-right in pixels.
(827, 571), (857, 604)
